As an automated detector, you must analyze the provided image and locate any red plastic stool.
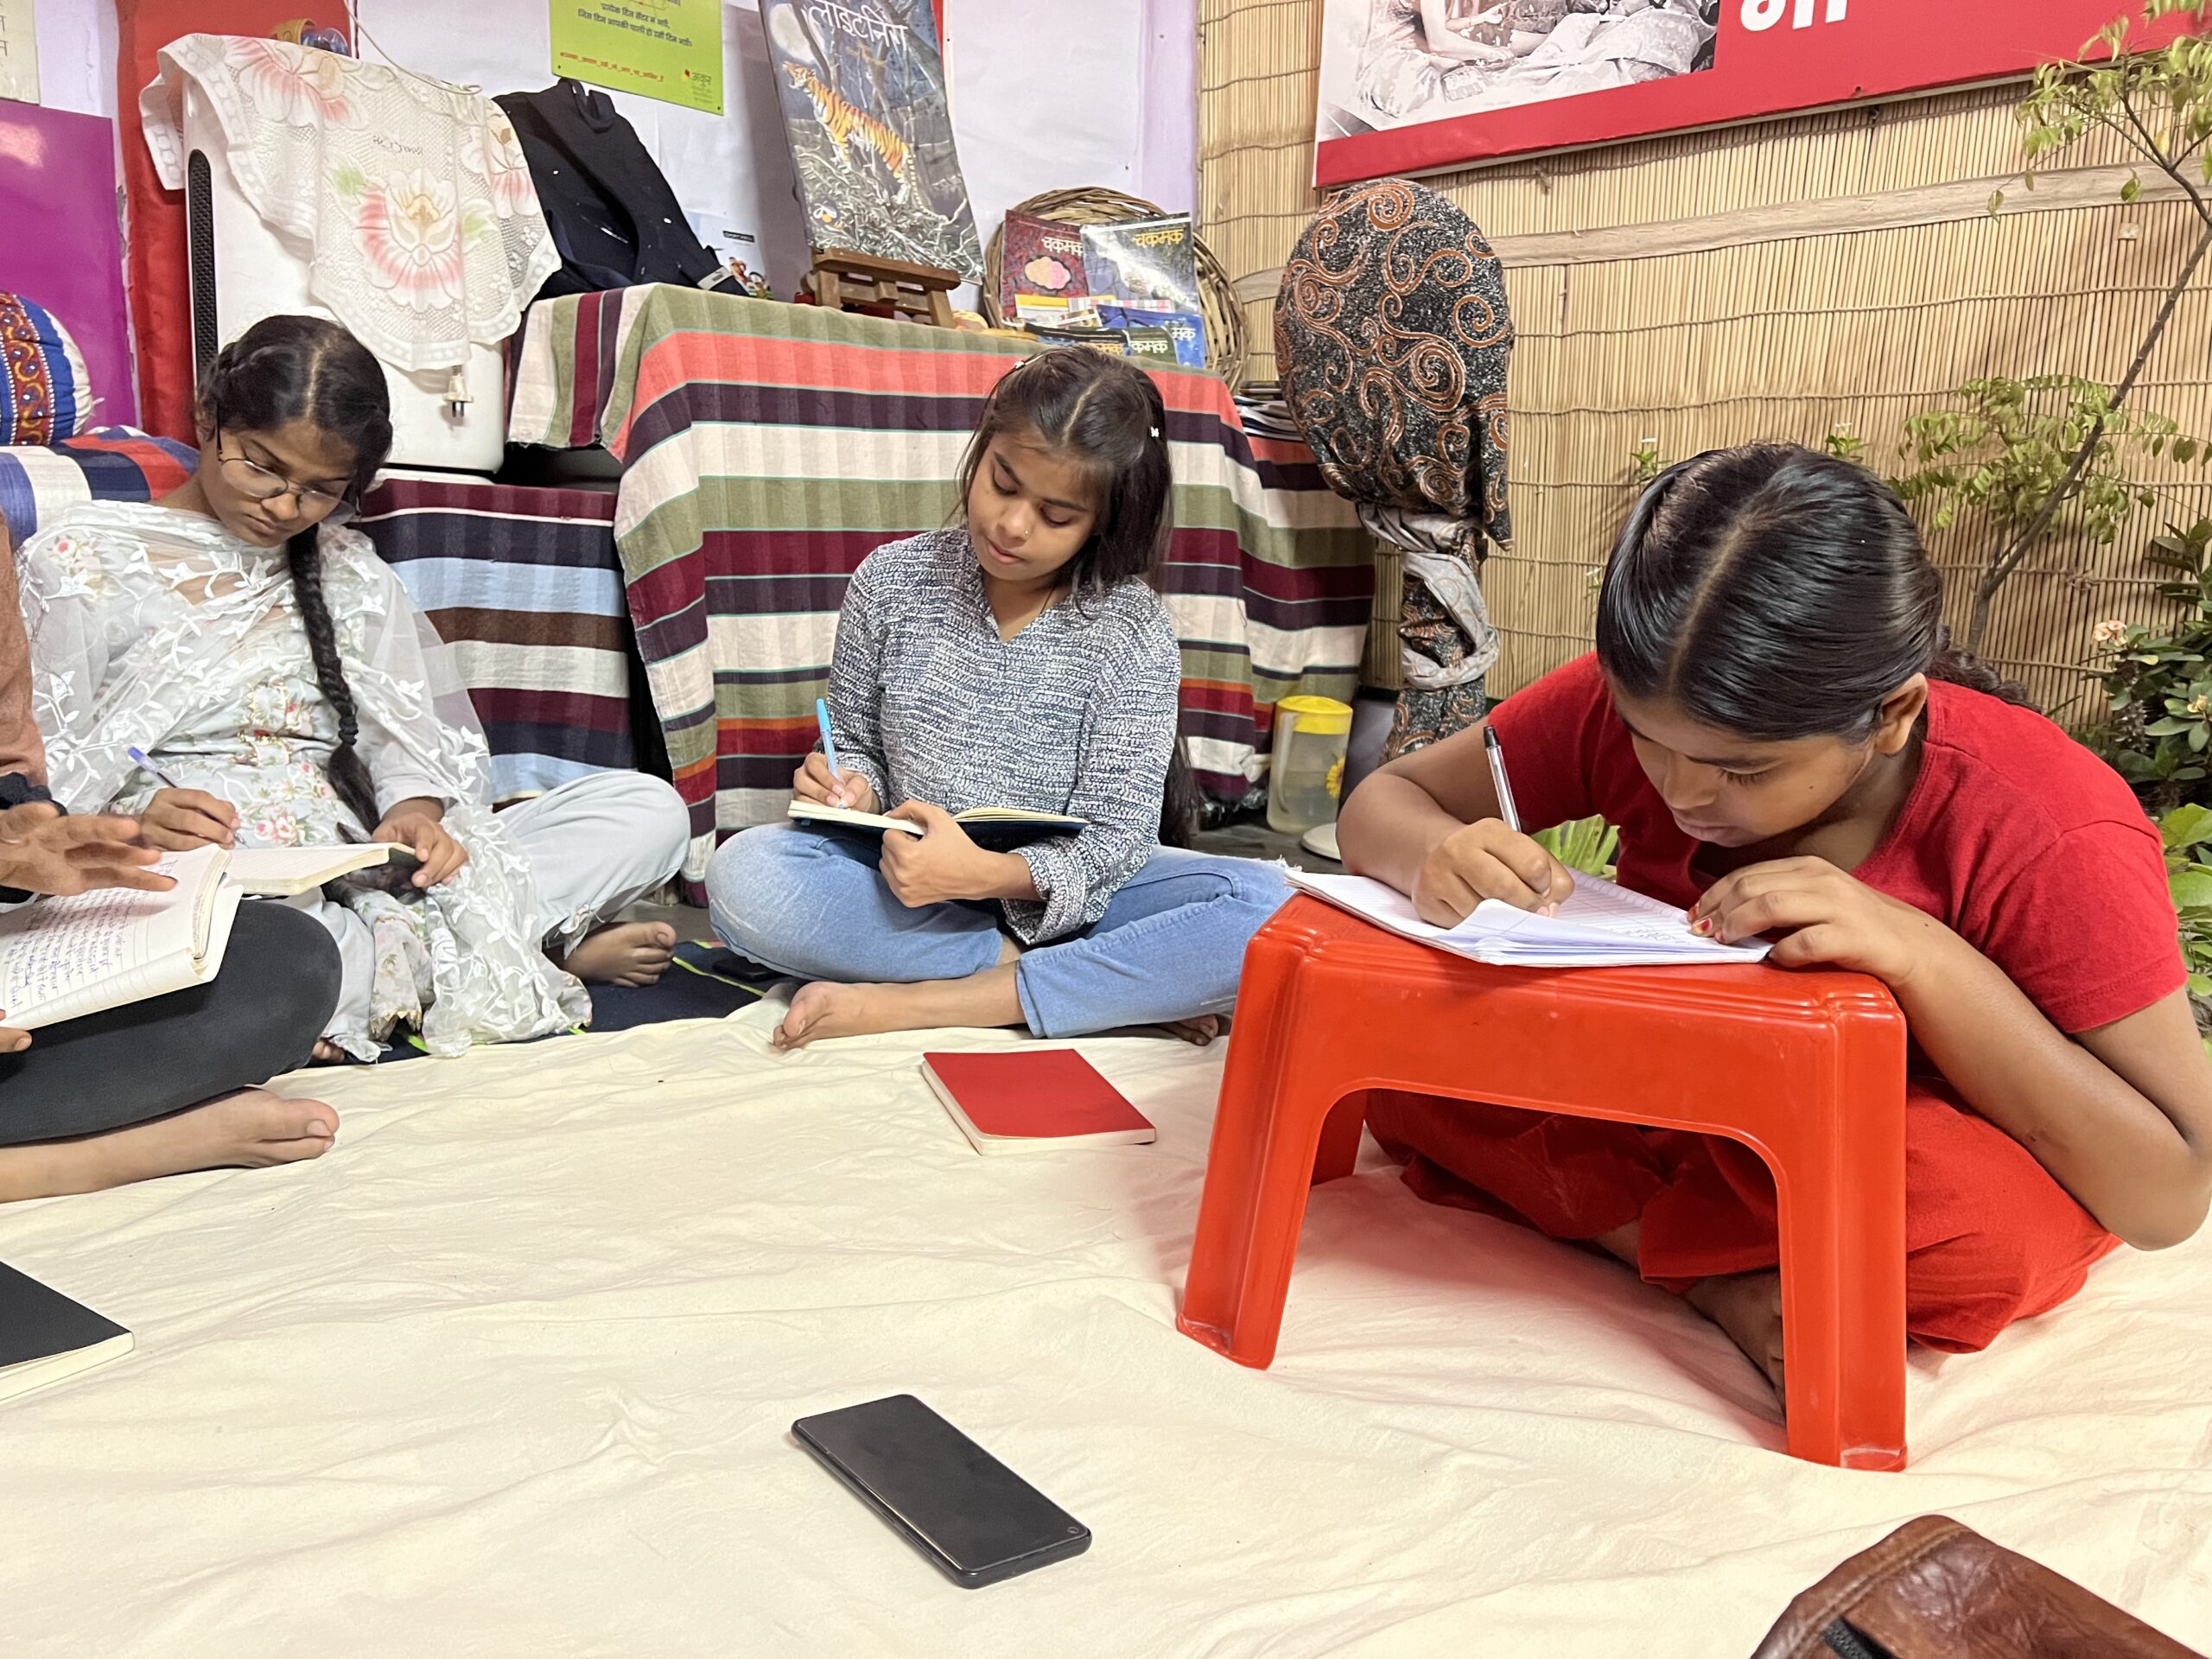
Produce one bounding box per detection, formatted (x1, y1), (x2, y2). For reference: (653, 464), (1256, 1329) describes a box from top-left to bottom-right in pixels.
(1178, 896), (1911, 1470)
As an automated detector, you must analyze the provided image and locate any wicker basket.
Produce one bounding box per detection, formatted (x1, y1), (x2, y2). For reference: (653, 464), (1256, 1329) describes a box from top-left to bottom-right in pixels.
(982, 186), (1248, 389)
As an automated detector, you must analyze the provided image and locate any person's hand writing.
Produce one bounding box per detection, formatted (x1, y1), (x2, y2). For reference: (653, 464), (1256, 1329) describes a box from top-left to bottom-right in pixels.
(373, 798), (468, 889)
(139, 788), (238, 851)
(0, 803), (170, 896)
(1409, 817), (1575, 926)
(879, 802), (1001, 907)
(1689, 856), (1946, 985)
(792, 752), (879, 814)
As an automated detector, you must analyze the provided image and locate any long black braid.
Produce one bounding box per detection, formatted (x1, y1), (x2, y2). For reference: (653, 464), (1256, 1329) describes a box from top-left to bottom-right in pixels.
(200, 316), (394, 831)
(285, 530), (380, 830)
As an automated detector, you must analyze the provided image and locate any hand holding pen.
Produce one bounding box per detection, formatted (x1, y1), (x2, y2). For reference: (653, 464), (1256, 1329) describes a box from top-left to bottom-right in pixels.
(126, 746), (238, 851)
(1405, 721), (1575, 927)
(791, 697), (880, 815)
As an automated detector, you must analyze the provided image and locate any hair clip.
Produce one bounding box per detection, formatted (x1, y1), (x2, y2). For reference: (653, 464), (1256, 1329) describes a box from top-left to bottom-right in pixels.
(1149, 425), (1161, 439)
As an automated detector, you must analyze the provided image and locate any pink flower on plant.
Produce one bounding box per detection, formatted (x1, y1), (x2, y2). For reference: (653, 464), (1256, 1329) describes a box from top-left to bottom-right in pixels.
(357, 170), (465, 313)
(2092, 619), (2130, 647)
(225, 38), (356, 127)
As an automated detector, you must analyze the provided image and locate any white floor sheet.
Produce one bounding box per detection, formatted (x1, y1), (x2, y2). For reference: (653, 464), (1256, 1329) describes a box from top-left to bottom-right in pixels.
(2, 995), (2207, 1657)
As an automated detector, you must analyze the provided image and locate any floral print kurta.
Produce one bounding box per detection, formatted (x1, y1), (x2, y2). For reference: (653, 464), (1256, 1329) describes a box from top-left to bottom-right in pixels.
(17, 502), (588, 1059)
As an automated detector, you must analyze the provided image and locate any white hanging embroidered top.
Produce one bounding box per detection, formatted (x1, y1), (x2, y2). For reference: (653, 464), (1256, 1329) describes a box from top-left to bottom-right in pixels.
(141, 35), (559, 372)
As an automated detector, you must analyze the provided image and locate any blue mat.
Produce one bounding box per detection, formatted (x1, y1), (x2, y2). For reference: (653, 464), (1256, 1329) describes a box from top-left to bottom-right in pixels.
(372, 940), (770, 1063)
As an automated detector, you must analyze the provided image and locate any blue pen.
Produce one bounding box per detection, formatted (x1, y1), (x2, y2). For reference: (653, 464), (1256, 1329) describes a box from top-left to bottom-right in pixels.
(126, 746), (182, 790)
(814, 697), (846, 805)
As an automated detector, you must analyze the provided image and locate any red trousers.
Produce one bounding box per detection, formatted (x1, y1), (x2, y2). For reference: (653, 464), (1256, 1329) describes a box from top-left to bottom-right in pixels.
(1365, 1081), (2120, 1352)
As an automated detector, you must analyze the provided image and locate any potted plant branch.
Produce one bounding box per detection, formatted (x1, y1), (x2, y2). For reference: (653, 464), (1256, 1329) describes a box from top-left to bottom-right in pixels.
(1893, 0), (2212, 649)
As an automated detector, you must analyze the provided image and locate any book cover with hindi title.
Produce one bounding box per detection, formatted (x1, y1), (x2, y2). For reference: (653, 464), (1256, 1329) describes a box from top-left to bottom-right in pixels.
(999, 211), (1091, 326)
(763, 0), (983, 281)
(1079, 215), (1205, 318)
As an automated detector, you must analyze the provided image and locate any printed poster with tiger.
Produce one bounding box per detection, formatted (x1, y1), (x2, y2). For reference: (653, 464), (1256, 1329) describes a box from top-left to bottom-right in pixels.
(763, 0), (982, 283)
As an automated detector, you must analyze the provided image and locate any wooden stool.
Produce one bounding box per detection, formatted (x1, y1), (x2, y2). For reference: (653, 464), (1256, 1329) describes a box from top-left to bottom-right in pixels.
(805, 248), (961, 328)
(1178, 896), (1912, 1469)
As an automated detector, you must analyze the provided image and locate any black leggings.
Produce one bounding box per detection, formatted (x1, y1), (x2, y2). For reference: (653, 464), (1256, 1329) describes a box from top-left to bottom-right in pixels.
(0, 903), (341, 1146)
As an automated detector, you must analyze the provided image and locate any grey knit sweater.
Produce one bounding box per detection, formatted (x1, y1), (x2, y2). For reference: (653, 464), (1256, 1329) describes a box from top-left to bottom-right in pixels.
(822, 527), (1181, 942)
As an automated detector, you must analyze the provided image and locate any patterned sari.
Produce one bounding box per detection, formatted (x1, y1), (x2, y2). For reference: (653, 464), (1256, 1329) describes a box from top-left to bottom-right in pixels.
(1274, 177), (1513, 754)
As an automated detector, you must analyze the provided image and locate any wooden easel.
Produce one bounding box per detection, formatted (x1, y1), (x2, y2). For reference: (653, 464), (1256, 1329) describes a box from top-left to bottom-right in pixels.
(805, 248), (962, 328)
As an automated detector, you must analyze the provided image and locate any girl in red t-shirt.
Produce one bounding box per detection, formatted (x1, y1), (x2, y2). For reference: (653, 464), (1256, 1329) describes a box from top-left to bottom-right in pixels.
(1337, 443), (2212, 1390)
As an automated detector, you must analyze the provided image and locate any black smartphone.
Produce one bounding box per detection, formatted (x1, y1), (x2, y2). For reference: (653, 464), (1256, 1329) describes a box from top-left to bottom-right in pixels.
(791, 1395), (1090, 1589)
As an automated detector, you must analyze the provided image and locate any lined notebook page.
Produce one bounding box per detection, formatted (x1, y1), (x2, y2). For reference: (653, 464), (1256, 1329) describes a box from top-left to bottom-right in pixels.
(1465, 873), (1715, 947)
(1286, 869), (1770, 968)
(0, 847), (230, 1027)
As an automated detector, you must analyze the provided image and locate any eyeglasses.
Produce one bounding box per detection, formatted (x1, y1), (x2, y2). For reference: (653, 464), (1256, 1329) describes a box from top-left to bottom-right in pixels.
(216, 436), (353, 520)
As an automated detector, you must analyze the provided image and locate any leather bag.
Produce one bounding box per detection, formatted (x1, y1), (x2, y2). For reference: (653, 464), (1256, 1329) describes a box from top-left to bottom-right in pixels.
(1752, 1516), (2203, 1658)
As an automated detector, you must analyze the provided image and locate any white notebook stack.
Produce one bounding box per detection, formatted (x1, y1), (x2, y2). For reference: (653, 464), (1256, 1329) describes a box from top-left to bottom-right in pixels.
(1286, 868), (1771, 969)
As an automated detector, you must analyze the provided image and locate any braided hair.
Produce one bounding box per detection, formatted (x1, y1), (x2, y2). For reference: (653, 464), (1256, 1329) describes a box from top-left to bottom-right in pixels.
(198, 316), (394, 830)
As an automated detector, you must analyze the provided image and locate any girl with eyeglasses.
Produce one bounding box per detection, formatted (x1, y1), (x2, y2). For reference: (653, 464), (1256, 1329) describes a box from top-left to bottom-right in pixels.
(16, 315), (692, 1063)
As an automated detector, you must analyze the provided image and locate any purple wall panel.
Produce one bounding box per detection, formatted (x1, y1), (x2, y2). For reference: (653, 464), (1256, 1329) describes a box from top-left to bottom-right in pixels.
(0, 102), (137, 426)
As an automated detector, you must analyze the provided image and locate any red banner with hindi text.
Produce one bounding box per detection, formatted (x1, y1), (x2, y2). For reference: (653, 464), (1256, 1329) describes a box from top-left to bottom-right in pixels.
(1315, 1), (2197, 187)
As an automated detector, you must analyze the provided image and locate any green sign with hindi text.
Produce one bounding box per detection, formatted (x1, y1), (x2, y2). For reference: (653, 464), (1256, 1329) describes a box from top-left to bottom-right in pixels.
(550, 0), (722, 115)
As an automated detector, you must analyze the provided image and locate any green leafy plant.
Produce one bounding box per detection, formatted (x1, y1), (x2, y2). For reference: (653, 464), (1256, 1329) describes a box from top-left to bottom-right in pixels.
(2088, 517), (2212, 812)
(2157, 804), (2212, 1039)
(1921, 1), (2212, 648)
(1628, 437), (1667, 487)
(1821, 425), (1866, 463)
(1535, 815), (1620, 880)
(1894, 373), (2192, 565)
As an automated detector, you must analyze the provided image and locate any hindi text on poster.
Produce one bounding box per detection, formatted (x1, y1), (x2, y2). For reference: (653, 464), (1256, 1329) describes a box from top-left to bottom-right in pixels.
(1315, 1), (2199, 185)
(550, 0), (723, 116)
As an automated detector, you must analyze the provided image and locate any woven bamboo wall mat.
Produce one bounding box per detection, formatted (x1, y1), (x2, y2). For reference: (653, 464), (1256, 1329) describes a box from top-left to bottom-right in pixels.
(1199, 0), (2212, 713)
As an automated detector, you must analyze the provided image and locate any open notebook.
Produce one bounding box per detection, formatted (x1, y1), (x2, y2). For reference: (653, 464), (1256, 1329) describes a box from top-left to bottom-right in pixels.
(789, 803), (1084, 851)
(1286, 868), (1772, 969)
(0, 842), (406, 1029)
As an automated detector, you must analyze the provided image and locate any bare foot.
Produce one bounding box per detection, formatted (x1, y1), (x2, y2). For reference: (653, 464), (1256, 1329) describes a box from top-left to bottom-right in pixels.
(1591, 1224), (1785, 1404)
(774, 982), (887, 1049)
(1688, 1268), (1787, 1399)
(1161, 1014), (1221, 1046)
(313, 1039), (347, 1064)
(557, 920), (679, 987)
(773, 964), (1025, 1050)
(0, 1089), (339, 1203)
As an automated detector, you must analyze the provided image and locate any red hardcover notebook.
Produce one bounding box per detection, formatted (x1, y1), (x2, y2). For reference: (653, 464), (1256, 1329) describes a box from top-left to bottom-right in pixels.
(920, 1050), (1155, 1155)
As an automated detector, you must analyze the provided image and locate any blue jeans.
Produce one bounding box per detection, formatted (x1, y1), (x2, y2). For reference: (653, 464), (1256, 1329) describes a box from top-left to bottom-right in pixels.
(704, 824), (1290, 1038)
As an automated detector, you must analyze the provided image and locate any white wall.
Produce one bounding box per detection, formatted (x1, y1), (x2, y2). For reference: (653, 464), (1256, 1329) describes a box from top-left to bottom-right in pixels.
(359, 0), (1197, 302)
(33, 0), (118, 118)
(28, 0), (1198, 302)
(947, 0), (1198, 241)
(1135, 0), (1198, 213)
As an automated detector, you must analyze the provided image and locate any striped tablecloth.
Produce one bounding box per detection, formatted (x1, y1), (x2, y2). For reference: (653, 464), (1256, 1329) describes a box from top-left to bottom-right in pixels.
(510, 285), (1373, 882)
(356, 475), (636, 802)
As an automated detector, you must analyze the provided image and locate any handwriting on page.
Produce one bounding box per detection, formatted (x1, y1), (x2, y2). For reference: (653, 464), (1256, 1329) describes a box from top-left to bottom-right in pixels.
(0, 885), (170, 1014)
(1555, 875), (1700, 944)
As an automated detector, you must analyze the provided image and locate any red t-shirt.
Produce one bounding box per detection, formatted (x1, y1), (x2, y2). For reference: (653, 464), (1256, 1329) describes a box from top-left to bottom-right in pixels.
(1485, 654), (2183, 1034)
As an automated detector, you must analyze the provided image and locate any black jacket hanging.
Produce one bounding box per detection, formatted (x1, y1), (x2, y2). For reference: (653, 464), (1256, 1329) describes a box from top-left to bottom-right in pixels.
(495, 79), (728, 299)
